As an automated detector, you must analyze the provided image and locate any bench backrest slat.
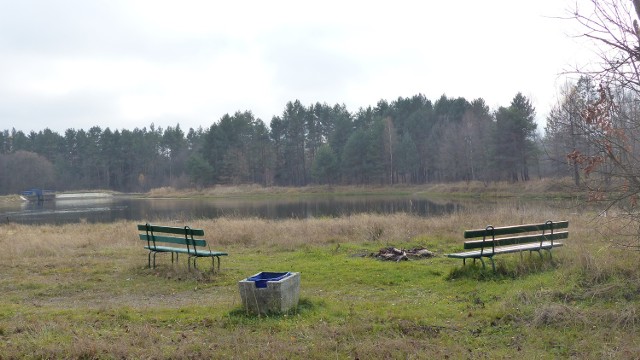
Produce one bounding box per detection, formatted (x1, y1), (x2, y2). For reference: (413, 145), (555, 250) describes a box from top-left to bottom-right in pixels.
(463, 231), (568, 249)
(136, 224), (204, 237)
(464, 221), (569, 239)
(139, 234), (207, 247)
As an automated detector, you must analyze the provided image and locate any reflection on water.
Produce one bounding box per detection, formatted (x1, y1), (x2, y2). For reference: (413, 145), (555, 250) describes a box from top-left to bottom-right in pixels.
(0, 195), (464, 225)
(1, 197), (127, 224)
(0, 195), (588, 226)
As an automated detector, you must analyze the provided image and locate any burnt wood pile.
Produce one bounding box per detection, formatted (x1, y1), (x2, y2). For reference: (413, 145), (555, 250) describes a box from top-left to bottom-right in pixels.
(373, 247), (435, 261)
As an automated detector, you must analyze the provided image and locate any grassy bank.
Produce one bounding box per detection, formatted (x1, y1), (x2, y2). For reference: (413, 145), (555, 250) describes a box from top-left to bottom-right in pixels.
(144, 178), (581, 200)
(1, 204), (638, 358)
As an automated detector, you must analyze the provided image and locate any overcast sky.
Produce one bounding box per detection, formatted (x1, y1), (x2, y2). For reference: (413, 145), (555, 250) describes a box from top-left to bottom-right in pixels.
(0, 0), (596, 134)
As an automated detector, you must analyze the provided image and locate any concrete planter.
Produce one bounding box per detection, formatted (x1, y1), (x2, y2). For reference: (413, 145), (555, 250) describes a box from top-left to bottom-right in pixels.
(238, 272), (300, 315)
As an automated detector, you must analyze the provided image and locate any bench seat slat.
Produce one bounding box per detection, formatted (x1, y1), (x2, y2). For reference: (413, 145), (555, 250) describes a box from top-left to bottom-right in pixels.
(187, 250), (229, 257)
(144, 245), (190, 254)
(463, 231), (568, 249)
(144, 245), (228, 257)
(464, 221), (569, 238)
(447, 241), (564, 259)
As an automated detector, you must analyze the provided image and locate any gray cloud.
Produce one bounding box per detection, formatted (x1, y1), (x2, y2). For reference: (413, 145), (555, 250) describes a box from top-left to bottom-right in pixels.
(0, 1), (128, 55)
(0, 0), (232, 64)
(0, 89), (120, 131)
(262, 26), (365, 110)
(0, 0), (592, 133)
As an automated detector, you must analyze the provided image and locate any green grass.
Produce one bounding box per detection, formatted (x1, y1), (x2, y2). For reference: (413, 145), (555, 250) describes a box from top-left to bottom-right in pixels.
(1, 209), (639, 358)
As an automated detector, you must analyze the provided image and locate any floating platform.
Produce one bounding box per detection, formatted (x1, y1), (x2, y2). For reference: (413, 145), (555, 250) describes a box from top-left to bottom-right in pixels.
(20, 189), (55, 202)
(20, 190), (113, 202)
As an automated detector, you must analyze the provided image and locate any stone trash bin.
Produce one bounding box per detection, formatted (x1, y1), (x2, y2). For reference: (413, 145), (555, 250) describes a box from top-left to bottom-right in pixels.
(238, 272), (300, 315)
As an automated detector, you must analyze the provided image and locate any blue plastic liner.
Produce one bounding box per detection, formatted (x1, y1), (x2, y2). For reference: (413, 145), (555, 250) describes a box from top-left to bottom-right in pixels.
(247, 272), (291, 288)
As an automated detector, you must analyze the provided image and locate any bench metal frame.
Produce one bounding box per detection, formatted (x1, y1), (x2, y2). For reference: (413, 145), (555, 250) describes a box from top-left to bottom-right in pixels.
(447, 220), (569, 271)
(139, 223), (228, 272)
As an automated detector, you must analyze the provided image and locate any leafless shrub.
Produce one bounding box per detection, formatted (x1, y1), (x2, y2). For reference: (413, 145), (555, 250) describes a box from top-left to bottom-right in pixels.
(566, 0), (640, 250)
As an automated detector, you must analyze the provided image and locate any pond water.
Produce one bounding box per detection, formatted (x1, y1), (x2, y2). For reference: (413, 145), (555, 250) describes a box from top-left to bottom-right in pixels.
(0, 195), (469, 225)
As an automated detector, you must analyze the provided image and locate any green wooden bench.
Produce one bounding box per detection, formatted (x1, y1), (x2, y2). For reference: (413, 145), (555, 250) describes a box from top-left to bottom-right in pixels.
(447, 220), (569, 271)
(138, 223), (228, 272)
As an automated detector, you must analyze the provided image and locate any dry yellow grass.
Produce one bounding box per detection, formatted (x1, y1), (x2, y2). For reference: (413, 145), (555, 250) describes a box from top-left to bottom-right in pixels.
(0, 202), (590, 260)
(0, 221), (132, 261)
(147, 184), (337, 198)
(422, 177), (580, 196)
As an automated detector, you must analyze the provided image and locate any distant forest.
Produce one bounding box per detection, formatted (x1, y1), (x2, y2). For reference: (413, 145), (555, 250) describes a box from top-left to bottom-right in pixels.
(0, 92), (577, 195)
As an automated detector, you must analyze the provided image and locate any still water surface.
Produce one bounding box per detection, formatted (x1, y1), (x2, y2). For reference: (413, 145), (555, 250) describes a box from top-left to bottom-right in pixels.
(1, 195), (466, 225)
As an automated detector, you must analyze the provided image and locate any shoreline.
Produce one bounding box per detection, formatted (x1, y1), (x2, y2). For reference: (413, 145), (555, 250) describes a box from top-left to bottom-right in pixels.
(0, 178), (582, 204)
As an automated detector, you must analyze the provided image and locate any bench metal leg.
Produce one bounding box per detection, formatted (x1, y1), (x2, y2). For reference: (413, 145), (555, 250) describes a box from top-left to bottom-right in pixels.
(187, 256), (199, 271)
(489, 257), (495, 272)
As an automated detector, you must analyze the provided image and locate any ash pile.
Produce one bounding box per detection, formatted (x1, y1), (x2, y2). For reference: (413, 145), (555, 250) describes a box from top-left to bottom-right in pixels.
(373, 247), (435, 261)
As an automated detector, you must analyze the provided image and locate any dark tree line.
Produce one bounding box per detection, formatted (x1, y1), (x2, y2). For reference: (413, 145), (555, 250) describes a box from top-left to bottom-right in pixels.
(0, 92), (544, 195)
